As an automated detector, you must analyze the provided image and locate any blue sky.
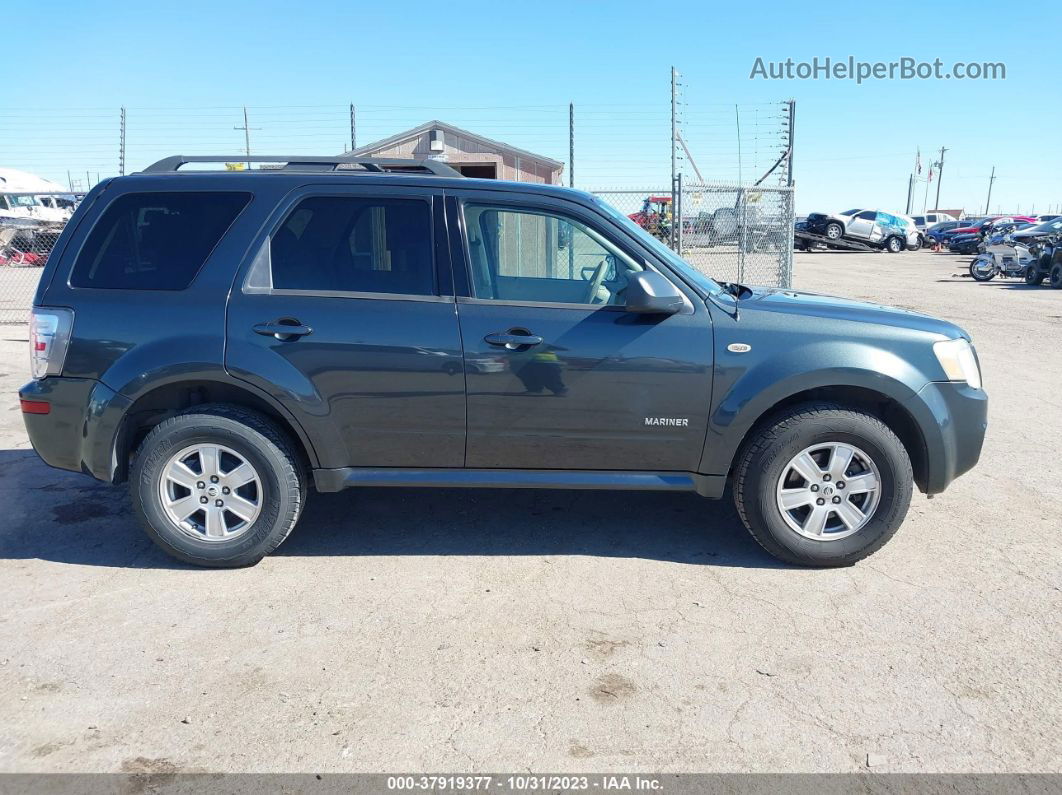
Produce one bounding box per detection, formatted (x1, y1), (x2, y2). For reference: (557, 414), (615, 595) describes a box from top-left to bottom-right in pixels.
(3, 0), (1059, 215)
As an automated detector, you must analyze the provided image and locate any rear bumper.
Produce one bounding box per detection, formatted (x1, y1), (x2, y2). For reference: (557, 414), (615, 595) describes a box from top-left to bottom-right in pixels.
(903, 380), (988, 495)
(19, 377), (131, 482)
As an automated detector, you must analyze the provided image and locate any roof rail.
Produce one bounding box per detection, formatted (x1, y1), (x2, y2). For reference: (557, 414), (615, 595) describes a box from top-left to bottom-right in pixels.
(140, 155), (463, 177)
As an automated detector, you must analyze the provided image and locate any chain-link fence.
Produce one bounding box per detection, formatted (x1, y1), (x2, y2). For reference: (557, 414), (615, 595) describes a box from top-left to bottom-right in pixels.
(1, 193), (72, 323)
(591, 182), (794, 288)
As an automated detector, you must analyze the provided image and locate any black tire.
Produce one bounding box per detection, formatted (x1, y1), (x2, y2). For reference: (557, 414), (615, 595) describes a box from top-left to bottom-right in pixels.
(130, 404), (306, 568)
(885, 236), (904, 253)
(1025, 266), (1045, 286)
(732, 403), (913, 567)
(1051, 264), (1062, 289)
(824, 222), (843, 241)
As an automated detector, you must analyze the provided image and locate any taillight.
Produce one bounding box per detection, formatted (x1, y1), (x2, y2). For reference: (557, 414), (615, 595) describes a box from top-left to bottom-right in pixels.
(29, 308), (74, 380)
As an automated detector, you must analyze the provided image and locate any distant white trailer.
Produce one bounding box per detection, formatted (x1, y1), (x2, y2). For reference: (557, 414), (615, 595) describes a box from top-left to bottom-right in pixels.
(0, 167), (75, 222)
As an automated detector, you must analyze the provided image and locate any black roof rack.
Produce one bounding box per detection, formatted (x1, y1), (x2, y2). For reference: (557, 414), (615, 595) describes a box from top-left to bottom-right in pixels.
(140, 155), (463, 177)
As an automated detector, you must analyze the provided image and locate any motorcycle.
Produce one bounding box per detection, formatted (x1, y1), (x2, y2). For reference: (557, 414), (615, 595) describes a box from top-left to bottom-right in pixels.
(968, 227), (1036, 281)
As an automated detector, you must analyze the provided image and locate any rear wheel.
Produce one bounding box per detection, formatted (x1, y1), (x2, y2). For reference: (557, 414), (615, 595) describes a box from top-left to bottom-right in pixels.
(885, 236), (904, 253)
(733, 404), (913, 567)
(1051, 264), (1062, 289)
(130, 405), (306, 567)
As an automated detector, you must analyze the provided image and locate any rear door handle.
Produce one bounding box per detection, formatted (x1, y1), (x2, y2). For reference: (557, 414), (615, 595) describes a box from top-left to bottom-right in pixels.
(253, 321), (313, 340)
(484, 332), (543, 349)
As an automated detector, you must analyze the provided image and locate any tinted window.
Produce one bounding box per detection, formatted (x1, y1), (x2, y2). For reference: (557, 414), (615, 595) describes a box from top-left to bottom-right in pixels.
(270, 196), (434, 295)
(856, 210), (877, 220)
(71, 192), (249, 290)
(464, 204), (643, 306)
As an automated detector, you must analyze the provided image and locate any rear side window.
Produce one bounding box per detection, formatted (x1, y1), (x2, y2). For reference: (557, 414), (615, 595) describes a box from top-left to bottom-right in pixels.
(71, 192), (250, 290)
(269, 196), (434, 296)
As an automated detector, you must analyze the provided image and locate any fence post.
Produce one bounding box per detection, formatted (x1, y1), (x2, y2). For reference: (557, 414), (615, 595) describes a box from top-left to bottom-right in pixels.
(675, 174), (683, 256)
(738, 187), (747, 283)
(119, 107), (126, 177)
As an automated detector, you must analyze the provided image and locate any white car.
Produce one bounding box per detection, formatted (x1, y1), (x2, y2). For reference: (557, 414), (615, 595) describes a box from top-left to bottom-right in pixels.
(805, 208), (914, 253)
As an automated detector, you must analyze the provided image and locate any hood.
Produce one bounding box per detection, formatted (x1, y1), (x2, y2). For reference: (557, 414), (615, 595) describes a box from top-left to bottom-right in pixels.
(739, 287), (966, 339)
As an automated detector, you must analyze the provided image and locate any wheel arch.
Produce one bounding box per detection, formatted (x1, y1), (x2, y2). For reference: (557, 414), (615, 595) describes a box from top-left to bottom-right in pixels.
(112, 377), (319, 484)
(707, 382), (929, 494)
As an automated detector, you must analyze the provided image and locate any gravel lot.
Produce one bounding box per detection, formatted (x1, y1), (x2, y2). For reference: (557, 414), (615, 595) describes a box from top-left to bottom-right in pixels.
(0, 249), (1059, 774)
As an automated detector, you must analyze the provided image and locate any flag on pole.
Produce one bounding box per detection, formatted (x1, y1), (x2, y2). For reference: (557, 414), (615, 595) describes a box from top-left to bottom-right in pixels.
(916, 149), (922, 175)
(927, 166), (934, 182)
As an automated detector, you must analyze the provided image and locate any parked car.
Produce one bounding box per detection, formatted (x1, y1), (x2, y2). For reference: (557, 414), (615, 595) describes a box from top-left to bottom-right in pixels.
(805, 209), (911, 252)
(910, 212), (958, 233)
(926, 220), (969, 245)
(20, 155), (987, 569)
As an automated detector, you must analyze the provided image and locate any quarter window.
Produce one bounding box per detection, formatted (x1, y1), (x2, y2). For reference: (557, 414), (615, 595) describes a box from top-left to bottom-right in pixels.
(71, 192), (250, 290)
(269, 196), (434, 296)
(463, 204), (642, 306)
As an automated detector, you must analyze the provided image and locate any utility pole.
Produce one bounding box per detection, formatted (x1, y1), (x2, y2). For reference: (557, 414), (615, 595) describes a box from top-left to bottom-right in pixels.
(568, 102), (574, 188)
(984, 166), (996, 216)
(905, 174), (914, 214)
(933, 146), (948, 211)
(66, 170), (73, 192)
(234, 107), (260, 170)
(119, 107), (126, 176)
(349, 103), (356, 152)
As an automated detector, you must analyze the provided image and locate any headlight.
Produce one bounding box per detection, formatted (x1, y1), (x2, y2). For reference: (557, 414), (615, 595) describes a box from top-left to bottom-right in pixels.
(933, 338), (982, 390)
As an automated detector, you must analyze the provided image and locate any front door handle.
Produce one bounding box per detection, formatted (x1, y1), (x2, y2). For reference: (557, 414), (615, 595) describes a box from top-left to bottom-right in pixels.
(253, 321), (313, 341)
(484, 332), (543, 349)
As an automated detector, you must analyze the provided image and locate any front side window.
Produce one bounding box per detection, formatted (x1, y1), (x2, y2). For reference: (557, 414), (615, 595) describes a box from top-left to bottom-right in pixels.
(269, 196), (434, 296)
(464, 204), (642, 306)
(857, 210), (878, 221)
(71, 191), (250, 290)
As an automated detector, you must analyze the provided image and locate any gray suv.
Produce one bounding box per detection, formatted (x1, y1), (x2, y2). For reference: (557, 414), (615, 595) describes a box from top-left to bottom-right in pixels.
(20, 155), (987, 568)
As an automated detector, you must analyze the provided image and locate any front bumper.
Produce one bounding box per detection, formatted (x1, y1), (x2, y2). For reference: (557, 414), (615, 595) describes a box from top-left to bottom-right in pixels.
(903, 380), (988, 495)
(19, 377), (131, 482)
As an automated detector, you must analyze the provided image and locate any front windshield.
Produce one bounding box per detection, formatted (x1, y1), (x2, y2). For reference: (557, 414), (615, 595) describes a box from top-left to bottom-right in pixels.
(591, 195), (721, 295)
(841, 208), (862, 216)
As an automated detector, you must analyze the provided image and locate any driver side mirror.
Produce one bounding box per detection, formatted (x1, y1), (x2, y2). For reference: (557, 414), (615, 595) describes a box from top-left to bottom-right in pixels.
(624, 271), (684, 315)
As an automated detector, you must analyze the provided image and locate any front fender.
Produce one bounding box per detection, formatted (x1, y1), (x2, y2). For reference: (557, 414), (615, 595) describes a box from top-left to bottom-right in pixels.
(698, 338), (930, 476)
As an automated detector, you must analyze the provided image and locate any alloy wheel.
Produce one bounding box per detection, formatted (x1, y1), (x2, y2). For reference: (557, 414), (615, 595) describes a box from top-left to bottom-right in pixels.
(775, 442), (882, 541)
(158, 443), (263, 542)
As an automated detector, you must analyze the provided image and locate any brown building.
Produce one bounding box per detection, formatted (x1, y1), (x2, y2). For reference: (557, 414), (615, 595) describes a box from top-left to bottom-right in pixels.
(349, 120), (564, 184)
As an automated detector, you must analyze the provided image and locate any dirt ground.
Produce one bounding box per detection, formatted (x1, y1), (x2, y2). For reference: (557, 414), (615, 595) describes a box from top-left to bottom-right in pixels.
(0, 248), (1058, 773)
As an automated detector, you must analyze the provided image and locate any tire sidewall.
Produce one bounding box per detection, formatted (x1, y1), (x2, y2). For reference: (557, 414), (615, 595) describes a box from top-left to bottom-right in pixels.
(743, 414), (912, 565)
(132, 418), (295, 566)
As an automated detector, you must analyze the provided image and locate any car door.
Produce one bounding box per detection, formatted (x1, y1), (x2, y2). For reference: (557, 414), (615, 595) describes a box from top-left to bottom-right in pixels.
(448, 190), (714, 472)
(847, 210), (879, 240)
(225, 184), (465, 469)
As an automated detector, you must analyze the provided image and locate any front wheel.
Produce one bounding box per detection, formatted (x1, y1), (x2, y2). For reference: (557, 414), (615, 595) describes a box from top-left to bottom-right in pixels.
(1025, 266), (1045, 286)
(733, 404), (913, 567)
(970, 258), (996, 281)
(824, 222), (843, 240)
(130, 405), (306, 567)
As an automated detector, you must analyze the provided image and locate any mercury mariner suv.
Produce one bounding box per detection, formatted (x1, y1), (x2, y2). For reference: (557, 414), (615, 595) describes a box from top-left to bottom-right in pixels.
(20, 155), (987, 568)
